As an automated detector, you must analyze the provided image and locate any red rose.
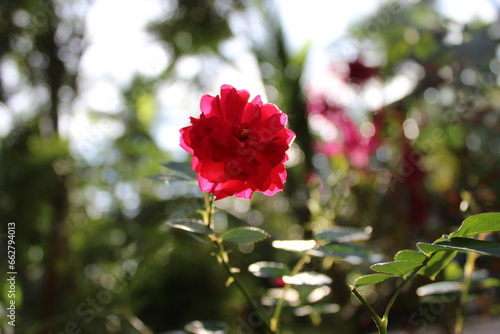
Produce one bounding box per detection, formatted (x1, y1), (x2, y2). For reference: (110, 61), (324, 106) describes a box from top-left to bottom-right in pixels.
(180, 84), (295, 200)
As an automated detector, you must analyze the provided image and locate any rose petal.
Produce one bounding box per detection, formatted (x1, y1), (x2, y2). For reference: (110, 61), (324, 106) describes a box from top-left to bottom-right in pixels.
(179, 84), (295, 200)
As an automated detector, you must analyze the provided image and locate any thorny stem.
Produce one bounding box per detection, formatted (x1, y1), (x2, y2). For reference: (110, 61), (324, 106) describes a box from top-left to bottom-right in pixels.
(203, 193), (272, 334)
(270, 253), (310, 333)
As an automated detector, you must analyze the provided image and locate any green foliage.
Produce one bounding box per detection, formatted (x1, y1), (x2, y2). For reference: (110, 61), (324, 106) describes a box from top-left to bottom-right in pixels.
(164, 218), (213, 235)
(448, 212), (500, 238)
(355, 273), (397, 287)
(161, 162), (197, 180)
(417, 250), (457, 280)
(371, 261), (422, 277)
(419, 238), (500, 258)
(308, 242), (369, 258)
(248, 261), (291, 278)
(220, 227), (270, 244)
(314, 227), (370, 243)
(355, 213), (500, 286)
(4, 0), (500, 332)
(148, 0), (242, 57)
(394, 250), (427, 263)
(165, 217), (271, 244)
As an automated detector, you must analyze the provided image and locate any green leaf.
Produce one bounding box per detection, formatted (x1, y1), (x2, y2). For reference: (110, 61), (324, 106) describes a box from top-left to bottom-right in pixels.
(315, 226), (370, 243)
(283, 272), (332, 286)
(483, 278), (500, 288)
(444, 261), (463, 281)
(421, 238), (500, 258)
(417, 249), (457, 280)
(220, 227), (270, 244)
(157, 161), (197, 181)
(162, 161), (196, 176)
(308, 242), (369, 258)
(355, 273), (396, 287)
(417, 240), (449, 255)
(394, 250), (427, 263)
(248, 261), (290, 278)
(163, 218), (213, 235)
(148, 174), (197, 183)
(448, 213), (500, 238)
(371, 261), (422, 277)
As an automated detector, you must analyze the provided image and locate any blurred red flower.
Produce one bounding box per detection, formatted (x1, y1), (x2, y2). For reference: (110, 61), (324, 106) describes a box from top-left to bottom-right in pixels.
(180, 84), (295, 200)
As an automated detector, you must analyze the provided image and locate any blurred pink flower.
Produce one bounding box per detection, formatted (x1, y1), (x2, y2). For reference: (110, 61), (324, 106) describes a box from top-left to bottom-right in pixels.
(308, 97), (379, 169)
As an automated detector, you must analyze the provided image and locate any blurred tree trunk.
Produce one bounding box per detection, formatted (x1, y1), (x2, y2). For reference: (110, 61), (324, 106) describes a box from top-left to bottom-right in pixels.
(35, 4), (72, 333)
(0, 1), (77, 332)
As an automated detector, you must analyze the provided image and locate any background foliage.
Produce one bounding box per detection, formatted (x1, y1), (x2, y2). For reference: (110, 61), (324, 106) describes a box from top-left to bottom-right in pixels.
(1, 0), (499, 333)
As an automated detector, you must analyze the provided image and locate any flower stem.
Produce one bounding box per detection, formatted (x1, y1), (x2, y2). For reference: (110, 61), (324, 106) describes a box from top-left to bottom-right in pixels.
(455, 252), (476, 334)
(270, 254), (310, 333)
(353, 261), (427, 334)
(203, 192), (215, 227)
(351, 286), (387, 334)
(383, 270), (417, 319)
(455, 233), (486, 334)
(214, 239), (273, 333)
(202, 193), (272, 334)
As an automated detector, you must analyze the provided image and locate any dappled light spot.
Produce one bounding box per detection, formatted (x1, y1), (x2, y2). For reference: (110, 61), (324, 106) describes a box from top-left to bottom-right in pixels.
(466, 134), (481, 152)
(262, 288), (300, 307)
(272, 240), (316, 252)
(403, 118), (419, 140)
